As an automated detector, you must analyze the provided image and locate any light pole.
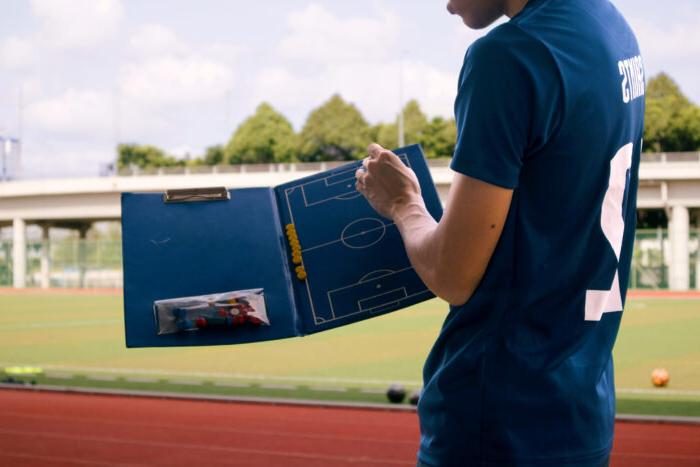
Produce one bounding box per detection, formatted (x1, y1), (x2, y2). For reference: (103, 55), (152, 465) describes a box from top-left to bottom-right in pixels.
(0, 136), (20, 182)
(398, 56), (405, 148)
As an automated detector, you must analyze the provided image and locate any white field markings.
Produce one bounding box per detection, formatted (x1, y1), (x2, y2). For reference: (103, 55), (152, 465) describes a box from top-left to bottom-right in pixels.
(12, 361), (699, 397)
(0, 319), (121, 331)
(293, 156), (408, 209)
(284, 153), (412, 324)
(308, 386), (348, 392)
(325, 267), (431, 323)
(213, 381), (250, 388)
(360, 388), (387, 394)
(284, 184), (320, 320)
(169, 379), (203, 386)
(616, 387), (700, 397)
(287, 183), (422, 324)
(87, 374), (117, 382)
(259, 384), (298, 390)
(44, 372), (73, 379)
(301, 167), (361, 208)
(0, 361), (421, 387)
(301, 219), (392, 254)
(125, 377), (159, 383)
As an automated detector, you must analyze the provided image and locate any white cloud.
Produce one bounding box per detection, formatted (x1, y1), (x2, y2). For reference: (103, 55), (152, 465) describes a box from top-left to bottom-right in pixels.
(629, 15), (700, 64)
(128, 24), (187, 57)
(0, 37), (36, 69)
(627, 13), (700, 102)
(25, 88), (113, 135)
(120, 24), (237, 108)
(120, 56), (234, 106)
(31, 0), (124, 49)
(20, 141), (115, 178)
(255, 4), (458, 127)
(253, 59), (457, 128)
(278, 4), (400, 62)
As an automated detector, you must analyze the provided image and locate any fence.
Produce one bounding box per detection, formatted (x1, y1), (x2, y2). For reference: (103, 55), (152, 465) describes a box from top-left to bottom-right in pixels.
(0, 230), (697, 289)
(0, 238), (122, 288)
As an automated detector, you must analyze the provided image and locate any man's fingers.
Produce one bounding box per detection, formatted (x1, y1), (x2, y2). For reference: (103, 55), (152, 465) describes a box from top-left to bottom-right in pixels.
(368, 143), (385, 159)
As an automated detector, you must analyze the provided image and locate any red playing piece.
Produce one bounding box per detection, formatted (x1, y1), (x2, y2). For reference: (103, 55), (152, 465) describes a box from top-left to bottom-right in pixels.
(217, 308), (227, 317)
(195, 317), (207, 328)
(248, 316), (262, 325)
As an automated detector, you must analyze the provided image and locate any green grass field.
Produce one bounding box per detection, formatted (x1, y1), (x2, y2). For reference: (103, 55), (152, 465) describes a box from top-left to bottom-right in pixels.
(1, 293), (699, 415)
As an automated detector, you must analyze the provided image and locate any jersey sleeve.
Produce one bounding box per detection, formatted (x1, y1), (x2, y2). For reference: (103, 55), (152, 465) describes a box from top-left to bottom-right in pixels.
(451, 25), (558, 189)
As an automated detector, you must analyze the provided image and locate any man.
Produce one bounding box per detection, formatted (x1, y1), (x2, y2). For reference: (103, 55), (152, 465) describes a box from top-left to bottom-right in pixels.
(355, 0), (644, 465)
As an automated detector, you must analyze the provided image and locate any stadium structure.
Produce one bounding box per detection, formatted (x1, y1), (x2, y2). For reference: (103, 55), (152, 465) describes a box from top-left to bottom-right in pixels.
(0, 152), (699, 290)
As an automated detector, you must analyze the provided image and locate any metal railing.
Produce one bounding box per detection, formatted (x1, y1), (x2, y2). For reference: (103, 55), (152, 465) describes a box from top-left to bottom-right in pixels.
(640, 152), (700, 163)
(110, 152), (699, 177)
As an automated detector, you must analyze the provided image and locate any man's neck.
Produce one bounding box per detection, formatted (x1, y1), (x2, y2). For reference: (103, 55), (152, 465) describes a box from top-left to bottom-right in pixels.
(505, 0), (529, 18)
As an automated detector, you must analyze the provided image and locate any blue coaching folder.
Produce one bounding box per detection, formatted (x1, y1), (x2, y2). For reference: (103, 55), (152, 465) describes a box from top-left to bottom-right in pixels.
(122, 144), (443, 348)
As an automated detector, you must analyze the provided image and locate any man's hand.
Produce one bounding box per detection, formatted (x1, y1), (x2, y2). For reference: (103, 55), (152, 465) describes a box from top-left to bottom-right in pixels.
(355, 143), (422, 220)
(354, 142), (513, 306)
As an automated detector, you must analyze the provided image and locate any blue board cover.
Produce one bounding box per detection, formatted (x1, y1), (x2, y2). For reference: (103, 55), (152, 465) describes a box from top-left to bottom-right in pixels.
(122, 144), (443, 348)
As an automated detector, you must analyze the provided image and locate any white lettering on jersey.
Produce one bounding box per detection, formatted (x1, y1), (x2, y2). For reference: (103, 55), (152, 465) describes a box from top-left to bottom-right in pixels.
(618, 55), (644, 104)
(585, 143), (633, 321)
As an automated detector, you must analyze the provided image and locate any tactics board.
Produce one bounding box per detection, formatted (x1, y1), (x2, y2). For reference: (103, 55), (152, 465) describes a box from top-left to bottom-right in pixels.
(122, 144), (442, 348)
(275, 146), (443, 334)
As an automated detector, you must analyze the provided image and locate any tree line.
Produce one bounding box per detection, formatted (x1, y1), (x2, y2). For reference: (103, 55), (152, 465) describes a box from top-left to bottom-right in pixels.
(117, 72), (700, 169)
(117, 96), (456, 169)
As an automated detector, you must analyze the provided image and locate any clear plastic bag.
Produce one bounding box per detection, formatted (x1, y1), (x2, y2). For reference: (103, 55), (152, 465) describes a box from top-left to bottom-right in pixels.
(154, 289), (269, 335)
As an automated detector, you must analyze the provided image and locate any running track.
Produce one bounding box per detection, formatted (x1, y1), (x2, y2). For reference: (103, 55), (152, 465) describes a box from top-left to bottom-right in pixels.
(0, 389), (698, 466)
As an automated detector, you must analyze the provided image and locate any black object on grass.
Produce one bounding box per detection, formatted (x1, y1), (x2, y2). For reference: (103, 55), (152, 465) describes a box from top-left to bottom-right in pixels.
(409, 388), (421, 406)
(386, 383), (407, 403)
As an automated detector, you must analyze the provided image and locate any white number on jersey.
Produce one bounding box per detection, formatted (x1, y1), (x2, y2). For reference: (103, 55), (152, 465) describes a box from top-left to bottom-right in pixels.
(585, 143), (633, 321)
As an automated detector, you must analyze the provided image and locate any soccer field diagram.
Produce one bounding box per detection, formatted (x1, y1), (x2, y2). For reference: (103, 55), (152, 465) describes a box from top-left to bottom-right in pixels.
(279, 153), (433, 330)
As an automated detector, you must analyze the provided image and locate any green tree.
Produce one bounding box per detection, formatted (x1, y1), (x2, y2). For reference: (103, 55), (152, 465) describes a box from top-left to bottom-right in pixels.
(225, 103), (297, 164)
(116, 144), (183, 169)
(202, 144), (226, 165)
(419, 117), (457, 159)
(644, 73), (700, 152)
(376, 100), (429, 149)
(298, 94), (370, 161)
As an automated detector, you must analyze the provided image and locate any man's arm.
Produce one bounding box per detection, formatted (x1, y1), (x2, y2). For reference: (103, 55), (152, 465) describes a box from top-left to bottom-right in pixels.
(356, 144), (513, 306)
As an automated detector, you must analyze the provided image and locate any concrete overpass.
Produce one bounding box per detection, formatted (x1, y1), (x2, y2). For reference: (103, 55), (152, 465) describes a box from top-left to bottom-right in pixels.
(1, 154), (699, 290)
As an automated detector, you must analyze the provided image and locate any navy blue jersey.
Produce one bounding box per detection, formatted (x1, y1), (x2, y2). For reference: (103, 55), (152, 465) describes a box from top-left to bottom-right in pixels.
(417, 0), (644, 465)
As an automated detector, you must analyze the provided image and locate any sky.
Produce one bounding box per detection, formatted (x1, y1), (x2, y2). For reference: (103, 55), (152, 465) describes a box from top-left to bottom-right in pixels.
(0, 0), (699, 179)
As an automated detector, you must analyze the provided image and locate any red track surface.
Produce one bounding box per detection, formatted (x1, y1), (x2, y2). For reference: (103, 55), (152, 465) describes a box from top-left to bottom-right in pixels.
(1, 390), (699, 466)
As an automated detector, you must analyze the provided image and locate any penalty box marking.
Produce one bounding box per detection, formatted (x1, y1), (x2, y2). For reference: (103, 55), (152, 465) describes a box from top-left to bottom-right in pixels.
(358, 287), (408, 313)
(317, 290), (433, 324)
(284, 154), (411, 208)
(326, 266), (422, 319)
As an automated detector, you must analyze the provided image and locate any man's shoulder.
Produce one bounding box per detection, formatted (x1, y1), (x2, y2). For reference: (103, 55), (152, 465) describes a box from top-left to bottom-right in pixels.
(462, 22), (555, 86)
(468, 22), (537, 59)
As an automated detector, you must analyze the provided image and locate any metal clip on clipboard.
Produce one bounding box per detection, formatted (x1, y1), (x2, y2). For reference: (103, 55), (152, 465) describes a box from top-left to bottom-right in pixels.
(163, 187), (230, 203)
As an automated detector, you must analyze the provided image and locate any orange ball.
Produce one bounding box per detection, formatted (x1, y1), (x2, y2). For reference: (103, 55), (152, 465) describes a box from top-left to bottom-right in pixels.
(651, 368), (670, 387)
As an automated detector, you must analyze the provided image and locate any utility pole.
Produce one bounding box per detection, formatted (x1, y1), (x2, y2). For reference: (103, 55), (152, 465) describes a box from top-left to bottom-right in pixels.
(0, 137), (6, 182)
(398, 56), (405, 148)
